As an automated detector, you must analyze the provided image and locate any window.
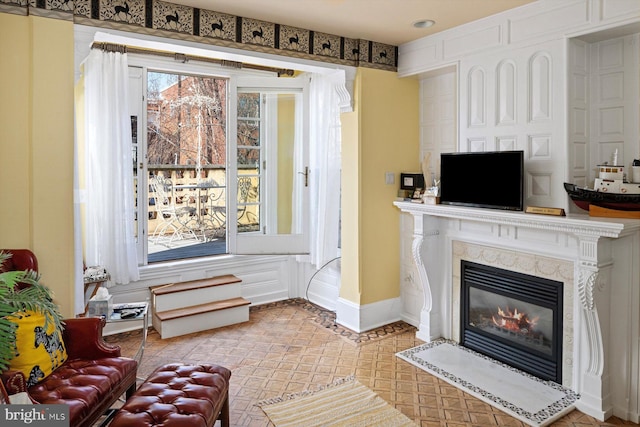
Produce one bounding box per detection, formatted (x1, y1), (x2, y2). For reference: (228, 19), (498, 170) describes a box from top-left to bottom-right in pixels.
(128, 60), (309, 264)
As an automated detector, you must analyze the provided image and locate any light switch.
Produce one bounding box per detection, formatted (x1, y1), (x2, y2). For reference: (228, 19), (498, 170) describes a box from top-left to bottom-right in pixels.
(385, 172), (395, 185)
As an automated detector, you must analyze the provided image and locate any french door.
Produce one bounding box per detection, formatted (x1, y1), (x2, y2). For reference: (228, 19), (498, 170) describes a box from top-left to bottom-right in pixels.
(230, 76), (310, 254)
(130, 61), (310, 264)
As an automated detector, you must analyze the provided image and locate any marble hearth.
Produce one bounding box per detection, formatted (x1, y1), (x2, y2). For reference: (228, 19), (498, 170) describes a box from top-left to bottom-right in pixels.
(394, 201), (640, 423)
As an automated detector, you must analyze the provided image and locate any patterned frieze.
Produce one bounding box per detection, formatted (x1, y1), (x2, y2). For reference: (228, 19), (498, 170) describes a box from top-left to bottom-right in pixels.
(0, 0), (27, 17)
(312, 31), (340, 59)
(0, 0), (397, 71)
(151, 0), (192, 35)
(240, 17), (275, 48)
(199, 9), (235, 42)
(279, 25), (310, 54)
(98, 0), (145, 27)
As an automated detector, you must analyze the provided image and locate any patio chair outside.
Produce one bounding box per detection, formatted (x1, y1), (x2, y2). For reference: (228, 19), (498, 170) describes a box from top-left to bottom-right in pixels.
(149, 176), (197, 243)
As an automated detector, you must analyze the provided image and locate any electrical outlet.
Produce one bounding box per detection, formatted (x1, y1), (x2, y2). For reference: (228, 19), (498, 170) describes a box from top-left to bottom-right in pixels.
(385, 172), (395, 185)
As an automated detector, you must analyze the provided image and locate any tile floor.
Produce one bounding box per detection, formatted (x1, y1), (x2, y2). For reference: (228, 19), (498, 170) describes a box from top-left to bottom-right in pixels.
(106, 299), (637, 426)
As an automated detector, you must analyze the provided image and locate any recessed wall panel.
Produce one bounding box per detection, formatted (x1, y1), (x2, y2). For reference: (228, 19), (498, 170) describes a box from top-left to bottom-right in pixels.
(421, 125), (436, 146)
(497, 60), (516, 125)
(467, 138), (486, 152)
(444, 25), (502, 59)
(573, 74), (587, 105)
(496, 136), (516, 151)
(509, 1), (588, 43)
(422, 102), (436, 124)
(598, 38), (625, 69)
(573, 142), (587, 171)
(599, 107), (624, 137)
(573, 109), (587, 137)
(599, 72), (624, 102)
(600, 0), (640, 20)
(529, 53), (552, 122)
(528, 172), (552, 197)
(468, 67), (486, 127)
(529, 134), (551, 159)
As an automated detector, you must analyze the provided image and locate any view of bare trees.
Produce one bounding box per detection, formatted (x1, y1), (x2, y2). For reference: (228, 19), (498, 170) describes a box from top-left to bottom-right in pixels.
(237, 92), (261, 168)
(147, 72), (227, 170)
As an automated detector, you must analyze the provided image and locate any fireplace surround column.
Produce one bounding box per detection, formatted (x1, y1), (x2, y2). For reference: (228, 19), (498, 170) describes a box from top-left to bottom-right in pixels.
(410, 213), (441, 342)
(574, 234), (612, 419)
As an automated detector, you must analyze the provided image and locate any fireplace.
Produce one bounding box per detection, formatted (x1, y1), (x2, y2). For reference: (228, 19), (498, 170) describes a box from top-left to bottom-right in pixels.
(460, 260), (563, 383)
(396, 201), (640, 421)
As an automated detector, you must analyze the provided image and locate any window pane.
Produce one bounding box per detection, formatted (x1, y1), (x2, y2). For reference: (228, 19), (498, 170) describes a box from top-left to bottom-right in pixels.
(147, 72), (226, 166)
(237, 120), (260, 147)
(238, 176), (259, 203)
(237, 148), (260, 167)
(146, 71), (228, 262)
(238, 203), (259, 232)
(238, 92), (260, 118)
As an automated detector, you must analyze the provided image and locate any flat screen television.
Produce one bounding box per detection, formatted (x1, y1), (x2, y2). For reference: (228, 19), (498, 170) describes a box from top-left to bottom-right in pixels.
(439, 150), (524, 211)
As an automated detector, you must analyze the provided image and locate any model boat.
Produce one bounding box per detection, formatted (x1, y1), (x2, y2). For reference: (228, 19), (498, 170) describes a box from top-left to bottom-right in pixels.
(564, 164), (640, 212)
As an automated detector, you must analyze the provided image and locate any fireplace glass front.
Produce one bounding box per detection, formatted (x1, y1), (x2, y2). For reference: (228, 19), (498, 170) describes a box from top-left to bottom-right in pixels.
(461, 261), (563, 383)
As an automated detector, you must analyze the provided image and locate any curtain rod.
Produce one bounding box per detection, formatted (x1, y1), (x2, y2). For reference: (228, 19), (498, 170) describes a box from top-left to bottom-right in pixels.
(91, 42), (295, 77)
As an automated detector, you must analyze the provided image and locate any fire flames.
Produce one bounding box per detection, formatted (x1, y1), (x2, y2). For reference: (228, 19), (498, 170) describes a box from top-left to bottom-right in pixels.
(492, 306), (539, 333)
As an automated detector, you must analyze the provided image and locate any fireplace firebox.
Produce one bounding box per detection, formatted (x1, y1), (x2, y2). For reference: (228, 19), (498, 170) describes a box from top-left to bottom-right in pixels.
(461, 261), (563, 383)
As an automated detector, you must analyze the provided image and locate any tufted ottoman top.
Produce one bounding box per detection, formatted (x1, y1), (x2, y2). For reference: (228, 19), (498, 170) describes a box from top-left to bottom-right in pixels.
(28, 357), (138, 427)
(109, 363), (231, 427)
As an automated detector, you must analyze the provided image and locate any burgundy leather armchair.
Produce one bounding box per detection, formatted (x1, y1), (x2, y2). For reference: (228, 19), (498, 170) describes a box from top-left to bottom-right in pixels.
(0, 249), (138, 427)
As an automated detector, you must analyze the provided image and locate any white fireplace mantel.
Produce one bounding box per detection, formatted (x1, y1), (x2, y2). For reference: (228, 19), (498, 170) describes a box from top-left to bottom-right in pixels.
(394, 201), (637, 238)
(394, 201), (640, 422)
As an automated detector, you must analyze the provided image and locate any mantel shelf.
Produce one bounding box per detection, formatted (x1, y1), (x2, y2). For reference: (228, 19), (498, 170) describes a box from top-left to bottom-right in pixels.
(393, 201), (640, 239)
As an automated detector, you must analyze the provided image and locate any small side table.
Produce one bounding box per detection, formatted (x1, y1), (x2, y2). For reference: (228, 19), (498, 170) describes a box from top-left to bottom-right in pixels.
(106, 302), (149, 365)
(83, 275), (110, 316)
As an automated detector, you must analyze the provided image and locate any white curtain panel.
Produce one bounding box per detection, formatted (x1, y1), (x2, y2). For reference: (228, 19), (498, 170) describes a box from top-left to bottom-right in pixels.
(83, 49), (139, 284)
(73, 121), (85, 314)
(308, 70), (347, 268)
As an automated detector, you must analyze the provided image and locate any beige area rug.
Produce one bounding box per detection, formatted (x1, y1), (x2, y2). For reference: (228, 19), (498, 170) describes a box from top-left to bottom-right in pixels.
(257, 376), (416, 427)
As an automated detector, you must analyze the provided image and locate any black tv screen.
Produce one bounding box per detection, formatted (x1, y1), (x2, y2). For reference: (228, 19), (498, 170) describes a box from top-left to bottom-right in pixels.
(439, 150), (524, 211)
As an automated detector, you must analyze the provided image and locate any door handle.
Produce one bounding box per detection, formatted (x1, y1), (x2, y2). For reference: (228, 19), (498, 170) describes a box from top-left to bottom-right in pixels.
(298, 166), (309, 187)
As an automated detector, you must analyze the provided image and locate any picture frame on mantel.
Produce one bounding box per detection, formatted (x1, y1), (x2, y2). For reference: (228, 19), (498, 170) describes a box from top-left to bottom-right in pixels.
(400, 173), (425, 191)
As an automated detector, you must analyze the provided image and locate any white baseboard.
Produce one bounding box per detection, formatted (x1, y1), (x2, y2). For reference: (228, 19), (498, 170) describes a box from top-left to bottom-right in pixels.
(336, 296), (403, 333)
(401, 312), (420, 329)
(305, 264), (340, 311)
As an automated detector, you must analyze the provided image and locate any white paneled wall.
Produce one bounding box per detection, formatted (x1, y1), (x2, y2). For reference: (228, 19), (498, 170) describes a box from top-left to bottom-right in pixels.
(588, 34), (639, 179)
(419, 70), (457, 181)
(400, 0), (640, 210)
(567, 33), (640, 213)
(399, 1), (640, 421)
(459, 40), (566, 209)
(568, 38), (590, 191)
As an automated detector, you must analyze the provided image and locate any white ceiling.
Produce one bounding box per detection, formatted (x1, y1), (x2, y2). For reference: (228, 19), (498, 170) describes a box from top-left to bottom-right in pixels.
(167, 0), (536, 46)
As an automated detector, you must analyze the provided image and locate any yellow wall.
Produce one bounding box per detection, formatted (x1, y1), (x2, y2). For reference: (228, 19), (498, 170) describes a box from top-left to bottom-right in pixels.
(277, 95), (294, 234)
(341, 68), (419, 305)
(0, 14), (75, 317)
(340, 103), (361, 302)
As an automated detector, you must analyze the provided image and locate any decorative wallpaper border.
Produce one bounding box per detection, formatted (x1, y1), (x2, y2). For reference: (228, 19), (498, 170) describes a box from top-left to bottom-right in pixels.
(1, 0), (397, 71)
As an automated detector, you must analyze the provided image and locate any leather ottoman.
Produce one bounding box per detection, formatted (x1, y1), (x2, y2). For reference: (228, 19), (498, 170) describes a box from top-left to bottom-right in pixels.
(109, 363), (231, 427)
